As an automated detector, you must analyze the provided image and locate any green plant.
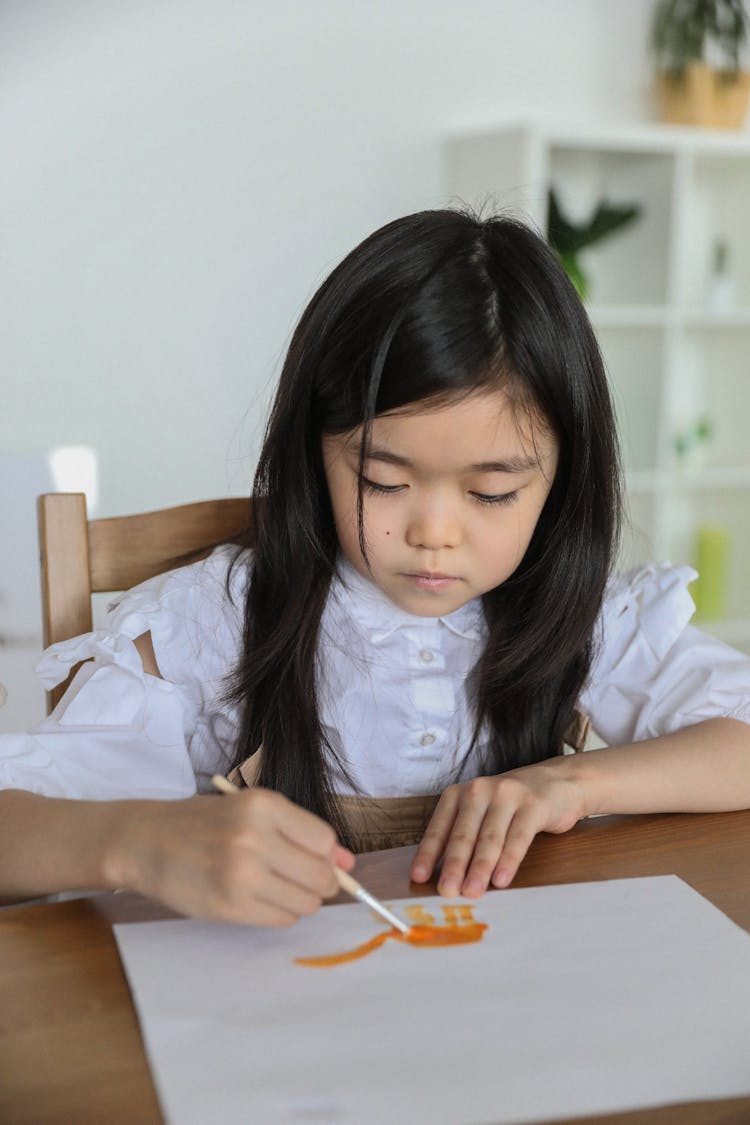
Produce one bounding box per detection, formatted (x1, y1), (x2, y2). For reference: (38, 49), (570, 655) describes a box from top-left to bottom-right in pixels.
(673, 414), (714, 461)
(652, 0), (748, 78)
(546, 190), (641, 300)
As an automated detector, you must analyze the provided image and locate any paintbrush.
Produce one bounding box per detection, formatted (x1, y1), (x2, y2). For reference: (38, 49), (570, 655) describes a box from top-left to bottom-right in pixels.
(211, 774), (411, 934)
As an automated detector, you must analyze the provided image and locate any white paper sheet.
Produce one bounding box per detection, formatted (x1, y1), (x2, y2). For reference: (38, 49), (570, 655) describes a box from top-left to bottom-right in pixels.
(114, 876), (750, 1125)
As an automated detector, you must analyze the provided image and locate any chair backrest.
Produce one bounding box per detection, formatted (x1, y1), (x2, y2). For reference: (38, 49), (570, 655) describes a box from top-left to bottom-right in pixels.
(37, 493), (251, 710)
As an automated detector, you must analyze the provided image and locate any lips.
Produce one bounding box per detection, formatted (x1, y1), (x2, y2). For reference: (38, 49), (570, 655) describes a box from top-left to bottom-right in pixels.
(404, 572), (459, 591)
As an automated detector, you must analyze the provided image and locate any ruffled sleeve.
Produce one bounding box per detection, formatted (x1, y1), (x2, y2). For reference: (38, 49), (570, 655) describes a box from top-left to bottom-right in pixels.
(0, 545), (248, 800)
(580, 563), (750, 746)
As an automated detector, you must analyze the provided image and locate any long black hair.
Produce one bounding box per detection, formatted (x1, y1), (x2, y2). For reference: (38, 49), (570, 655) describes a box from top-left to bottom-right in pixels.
(229, 208), (621, 847)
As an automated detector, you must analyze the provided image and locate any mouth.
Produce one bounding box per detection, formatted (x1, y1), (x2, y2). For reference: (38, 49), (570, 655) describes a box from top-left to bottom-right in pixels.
(404, 572), (459, 590)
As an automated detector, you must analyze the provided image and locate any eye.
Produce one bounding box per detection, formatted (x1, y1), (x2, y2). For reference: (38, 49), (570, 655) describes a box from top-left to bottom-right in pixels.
(361, 476), (406, 495)
(471, 490), (519, 507)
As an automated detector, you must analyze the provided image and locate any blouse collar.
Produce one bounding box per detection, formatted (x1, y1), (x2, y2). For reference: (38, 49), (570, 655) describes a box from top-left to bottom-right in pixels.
(332, 557), (484, 643)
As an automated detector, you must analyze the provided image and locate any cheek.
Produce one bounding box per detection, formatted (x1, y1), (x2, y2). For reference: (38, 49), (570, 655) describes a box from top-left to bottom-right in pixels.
(488, 506), (538, 567)
(330, 494), (360, 554)
(512, 495), (548, 557)
(339, 517), (361, 555)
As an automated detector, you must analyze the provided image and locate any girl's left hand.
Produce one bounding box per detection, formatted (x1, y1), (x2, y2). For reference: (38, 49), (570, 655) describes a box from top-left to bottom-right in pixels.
(409, 761), (587, 897)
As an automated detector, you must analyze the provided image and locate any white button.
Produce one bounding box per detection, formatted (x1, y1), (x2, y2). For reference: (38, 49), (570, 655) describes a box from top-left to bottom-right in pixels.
(420, 732), (436, 747)
(419, 649), (434, 663)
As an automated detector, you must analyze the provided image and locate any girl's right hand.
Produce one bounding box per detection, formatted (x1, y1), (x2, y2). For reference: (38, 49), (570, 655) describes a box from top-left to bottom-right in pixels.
(106, 789), (355, 926)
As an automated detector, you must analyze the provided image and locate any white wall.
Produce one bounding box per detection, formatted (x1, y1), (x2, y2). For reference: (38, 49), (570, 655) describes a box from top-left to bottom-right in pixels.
(1, 0), (658, 725)
(2, 0), (659, 511)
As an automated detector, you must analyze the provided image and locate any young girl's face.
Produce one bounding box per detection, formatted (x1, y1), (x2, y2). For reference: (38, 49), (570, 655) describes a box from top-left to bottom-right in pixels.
(322, 388), (559, 617)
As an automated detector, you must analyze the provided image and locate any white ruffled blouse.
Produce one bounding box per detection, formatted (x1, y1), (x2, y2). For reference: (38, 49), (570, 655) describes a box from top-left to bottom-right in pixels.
(1, 545), (749, 802)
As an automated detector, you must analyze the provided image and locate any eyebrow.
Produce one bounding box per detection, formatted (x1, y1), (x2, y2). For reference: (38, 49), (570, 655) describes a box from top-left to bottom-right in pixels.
(362, 448), (540, 474)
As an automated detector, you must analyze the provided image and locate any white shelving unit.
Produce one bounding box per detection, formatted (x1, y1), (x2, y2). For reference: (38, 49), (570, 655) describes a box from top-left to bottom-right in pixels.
(446, 122), (750, 653)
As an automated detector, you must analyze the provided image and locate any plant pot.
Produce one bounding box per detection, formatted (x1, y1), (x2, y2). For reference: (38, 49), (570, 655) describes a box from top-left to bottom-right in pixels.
(655, 61), (750, 128)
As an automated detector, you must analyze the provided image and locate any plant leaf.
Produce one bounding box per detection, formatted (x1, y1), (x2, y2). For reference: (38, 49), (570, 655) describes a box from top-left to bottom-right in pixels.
(547, 190), (641, 254)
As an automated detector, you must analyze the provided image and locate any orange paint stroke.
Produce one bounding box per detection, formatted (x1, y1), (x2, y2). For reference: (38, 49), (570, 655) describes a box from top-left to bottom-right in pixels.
(295, 909), (488, 968)
(404, 904), (436, 926)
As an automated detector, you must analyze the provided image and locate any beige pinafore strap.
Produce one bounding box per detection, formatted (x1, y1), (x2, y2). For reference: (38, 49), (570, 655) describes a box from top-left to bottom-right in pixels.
(226, 751), (263, 789)
(227, 751), (438, 853)
(564, 710), (591, 753)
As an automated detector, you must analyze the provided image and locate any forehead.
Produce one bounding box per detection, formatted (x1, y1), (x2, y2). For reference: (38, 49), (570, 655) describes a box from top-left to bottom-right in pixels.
(364, 389), (556, 467)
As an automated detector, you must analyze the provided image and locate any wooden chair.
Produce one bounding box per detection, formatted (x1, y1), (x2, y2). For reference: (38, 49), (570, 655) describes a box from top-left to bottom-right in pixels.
(37, 493), (251, 710)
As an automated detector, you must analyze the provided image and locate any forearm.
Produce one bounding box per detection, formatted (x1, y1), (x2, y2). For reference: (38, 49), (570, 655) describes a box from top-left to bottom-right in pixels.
(0, 786), (353, 924)
(0, 789), (127, 902)
(564, 718), (750, 818)
(413, 718), (750, 897)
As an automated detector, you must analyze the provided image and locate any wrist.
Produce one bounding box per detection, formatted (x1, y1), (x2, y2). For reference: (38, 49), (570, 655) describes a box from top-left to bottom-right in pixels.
(553, 751), (602, 820)
(563, 745), (630, 819)
(98, 799), (151, 893)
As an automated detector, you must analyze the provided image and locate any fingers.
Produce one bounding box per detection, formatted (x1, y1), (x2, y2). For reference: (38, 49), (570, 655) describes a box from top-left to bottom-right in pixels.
(266, 830), (341, 901)
(207, 848), (329, 926)
(410, 786), (461, 884)
(333, 844), (356, 874)
(243, 859), (331, 923)
(228, 789), (351, 917)
(411, 777), (549, 899)
(486, 805), (541, 890)
(435, 788), (504, 898)
(272, 790), (340, 858)
(260, 789), (355, 889)
(224, 897), (300, 928)
(223, 802), (355, 921)
(454, 797), (518, 897)
(138, 789), (353, 927)
(210, 852), (324, 926)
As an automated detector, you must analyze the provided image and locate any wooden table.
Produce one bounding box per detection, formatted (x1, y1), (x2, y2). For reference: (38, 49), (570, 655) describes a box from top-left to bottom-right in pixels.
(2, 809), (749, 1125)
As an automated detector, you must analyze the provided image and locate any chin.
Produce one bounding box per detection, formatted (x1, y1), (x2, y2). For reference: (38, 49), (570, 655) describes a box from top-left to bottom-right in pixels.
(393, 590), (465, 617)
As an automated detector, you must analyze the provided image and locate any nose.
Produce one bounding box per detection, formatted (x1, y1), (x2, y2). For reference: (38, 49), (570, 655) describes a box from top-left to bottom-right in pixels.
(405, 495), (462, 551)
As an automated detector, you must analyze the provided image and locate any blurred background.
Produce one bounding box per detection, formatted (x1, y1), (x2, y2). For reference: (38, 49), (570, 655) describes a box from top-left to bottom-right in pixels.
(2, 0), (749, 729)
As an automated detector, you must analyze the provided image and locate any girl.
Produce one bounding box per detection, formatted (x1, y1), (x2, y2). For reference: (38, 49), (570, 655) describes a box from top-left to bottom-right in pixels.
(2, 210), (749, 924)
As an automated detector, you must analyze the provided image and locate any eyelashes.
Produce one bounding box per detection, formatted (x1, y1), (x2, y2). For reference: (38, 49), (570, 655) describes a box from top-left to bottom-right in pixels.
(361, 478), (404, 496)
(471, 490), (519, 507)
(361, 477), (519, 507)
